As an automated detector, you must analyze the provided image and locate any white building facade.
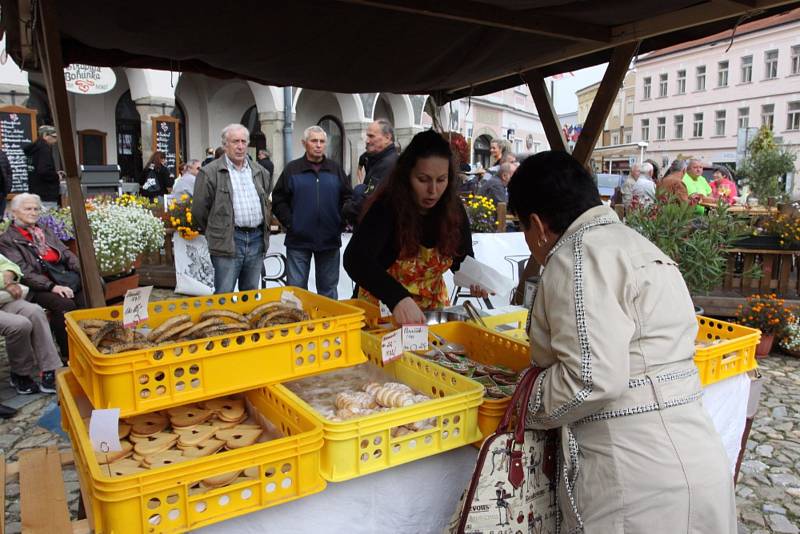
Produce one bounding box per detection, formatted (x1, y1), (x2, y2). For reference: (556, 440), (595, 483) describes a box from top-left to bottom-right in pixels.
(633, 9), (800, 192)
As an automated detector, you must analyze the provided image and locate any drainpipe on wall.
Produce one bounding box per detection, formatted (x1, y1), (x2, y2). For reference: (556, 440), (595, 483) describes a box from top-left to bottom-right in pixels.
(283, 87), (293, 165)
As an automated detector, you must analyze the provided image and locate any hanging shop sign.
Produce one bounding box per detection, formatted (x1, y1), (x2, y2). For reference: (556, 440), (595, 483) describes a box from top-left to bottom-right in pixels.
(151, 115), (180, 178)
(64, 65), (117, 94)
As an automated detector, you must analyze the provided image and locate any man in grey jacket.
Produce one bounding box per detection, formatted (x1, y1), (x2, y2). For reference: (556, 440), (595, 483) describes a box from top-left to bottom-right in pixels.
(192, 124), (272, 294)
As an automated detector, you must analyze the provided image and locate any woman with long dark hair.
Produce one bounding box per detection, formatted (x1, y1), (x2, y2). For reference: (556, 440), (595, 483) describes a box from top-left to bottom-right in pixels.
(139, 150), (173, 199)
(344, 129), (485, 325)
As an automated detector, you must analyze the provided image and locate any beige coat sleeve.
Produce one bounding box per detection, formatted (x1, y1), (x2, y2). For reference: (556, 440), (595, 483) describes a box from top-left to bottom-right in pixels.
(528, 239), (637, 428)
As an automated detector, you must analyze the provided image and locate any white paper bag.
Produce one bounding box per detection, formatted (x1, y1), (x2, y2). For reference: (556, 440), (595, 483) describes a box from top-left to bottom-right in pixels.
(453, 256), (514, 297)
(173, 234), (215, 296)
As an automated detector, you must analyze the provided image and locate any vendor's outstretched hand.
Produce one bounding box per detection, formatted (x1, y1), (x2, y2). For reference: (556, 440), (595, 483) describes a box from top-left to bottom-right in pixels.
(469, 284), (492, 298)
(393, 297), (426, 325)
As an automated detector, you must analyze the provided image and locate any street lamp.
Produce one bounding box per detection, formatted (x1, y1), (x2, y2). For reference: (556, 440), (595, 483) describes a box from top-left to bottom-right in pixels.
(636, 141), (649, 164)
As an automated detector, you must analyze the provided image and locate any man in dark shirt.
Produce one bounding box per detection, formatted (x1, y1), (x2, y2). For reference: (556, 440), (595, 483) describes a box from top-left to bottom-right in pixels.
(343, 119), (397, 225)
(22, 125), (61, 208)
(272, 126), (352, 299)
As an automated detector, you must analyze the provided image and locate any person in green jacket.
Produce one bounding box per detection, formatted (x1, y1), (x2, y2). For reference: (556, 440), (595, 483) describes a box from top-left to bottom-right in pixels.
(682, 159), (713, 214)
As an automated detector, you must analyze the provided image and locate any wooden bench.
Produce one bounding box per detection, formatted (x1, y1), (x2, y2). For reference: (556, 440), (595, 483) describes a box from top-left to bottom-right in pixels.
(2, 448), (89, 534)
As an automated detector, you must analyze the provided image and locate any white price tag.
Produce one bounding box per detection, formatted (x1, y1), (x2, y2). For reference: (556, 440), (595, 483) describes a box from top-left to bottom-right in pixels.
(378, 301), (392, 318)
(123, 286), (152, 328)
(381, 329), (403, 363)
(402, 324), (429, 351)
(280, 290), (303, 310)
(89, 408), (122, 453)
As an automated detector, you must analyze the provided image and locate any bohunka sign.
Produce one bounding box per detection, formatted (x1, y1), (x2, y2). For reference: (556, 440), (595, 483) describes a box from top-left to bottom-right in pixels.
(64, 64), (117, 94)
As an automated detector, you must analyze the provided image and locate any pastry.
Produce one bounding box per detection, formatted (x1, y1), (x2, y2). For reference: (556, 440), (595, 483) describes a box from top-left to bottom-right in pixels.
(143, 449), (188, 469)
(147, 315), (192, 342)
(376, 388), (414, 408)
(335, 391), (376, 411)
(174, 423), (218, 447)
(202, 397), (246, 422)
(154, 320), (195, 343)
(169, 406), (213, 428)
(246, 301), (287, 324)
(180, 438), (226, 458)
(199, 309), (249, 323)
(201, 470), (241, 488)
(216, 428), (263, 449)
(126, 413), (169, 436)
(179, 318), (224, 340)
(106, 458), (146, 477)
(133, 432), (179, 456)
(95, 439), (133, 464)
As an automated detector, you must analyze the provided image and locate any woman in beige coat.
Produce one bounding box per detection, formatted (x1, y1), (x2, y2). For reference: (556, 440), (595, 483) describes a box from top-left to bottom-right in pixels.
(507, 151), (736, 533)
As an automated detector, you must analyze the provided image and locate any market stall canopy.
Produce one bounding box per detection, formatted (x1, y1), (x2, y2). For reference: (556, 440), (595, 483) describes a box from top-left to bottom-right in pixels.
(3, 0), (800, 104)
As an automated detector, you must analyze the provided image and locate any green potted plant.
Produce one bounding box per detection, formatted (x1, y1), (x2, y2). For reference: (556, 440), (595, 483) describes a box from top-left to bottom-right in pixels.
(625, 198), (748, 295)
(736, 293), (796, 357)
(738, 125), (797, 205)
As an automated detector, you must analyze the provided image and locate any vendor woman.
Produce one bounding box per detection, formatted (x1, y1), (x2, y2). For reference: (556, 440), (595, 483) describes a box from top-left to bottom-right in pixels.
(344, 130), (486, 325)
(508, 151), (735, 533)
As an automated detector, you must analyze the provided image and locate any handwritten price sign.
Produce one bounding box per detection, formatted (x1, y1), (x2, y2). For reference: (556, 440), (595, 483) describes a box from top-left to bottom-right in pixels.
(381, 329), (403, 363)
(123, 286), (153, 328)
(401, 325), (429, 351)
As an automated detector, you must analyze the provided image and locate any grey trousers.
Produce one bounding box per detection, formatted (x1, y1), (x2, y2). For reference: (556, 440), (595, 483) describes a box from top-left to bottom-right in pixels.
(0, 299), (63, 376)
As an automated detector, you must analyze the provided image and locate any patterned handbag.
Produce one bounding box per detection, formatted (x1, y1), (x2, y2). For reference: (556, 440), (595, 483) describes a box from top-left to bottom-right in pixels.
(447, 367), (559, 534)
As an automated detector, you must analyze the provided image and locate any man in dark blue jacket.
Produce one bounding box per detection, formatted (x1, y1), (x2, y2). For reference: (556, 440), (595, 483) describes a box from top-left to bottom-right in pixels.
(272, 126), (352, 299)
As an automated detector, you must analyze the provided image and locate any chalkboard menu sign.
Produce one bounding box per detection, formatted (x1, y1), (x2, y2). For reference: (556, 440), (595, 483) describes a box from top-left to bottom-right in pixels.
(151, 115), (180, 178)
(0, 105), (38, 193)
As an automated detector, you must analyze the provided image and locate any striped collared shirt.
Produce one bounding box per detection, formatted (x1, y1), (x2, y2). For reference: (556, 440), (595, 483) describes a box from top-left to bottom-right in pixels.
(224, 155), (263, 228)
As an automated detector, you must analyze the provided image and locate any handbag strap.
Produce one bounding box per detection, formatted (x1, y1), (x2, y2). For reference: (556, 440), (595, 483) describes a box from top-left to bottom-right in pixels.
(496, 365), (543, 442)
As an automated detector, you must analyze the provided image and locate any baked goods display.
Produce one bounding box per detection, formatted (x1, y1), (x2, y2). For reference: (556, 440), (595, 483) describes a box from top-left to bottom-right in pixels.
(77, 301), (309, 354)
(412, 345), (522, 399)
(285, 365), (435, 431)
(88, 396), (282, 480)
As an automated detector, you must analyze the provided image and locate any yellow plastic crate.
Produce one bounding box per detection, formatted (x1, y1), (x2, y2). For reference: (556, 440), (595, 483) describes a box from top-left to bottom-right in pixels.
(58, 370), (326, 534)
(360, 321), (529, 447)
(480, 309), (529, 341)
(269, 337), (484, 482)
(342, 298), (386, 329)
(695, 315), (760, 386)
(65, 287), (365, 417)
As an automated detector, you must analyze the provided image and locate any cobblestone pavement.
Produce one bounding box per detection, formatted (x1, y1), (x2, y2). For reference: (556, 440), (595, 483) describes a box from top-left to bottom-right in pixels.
(1, 312), (798, 531)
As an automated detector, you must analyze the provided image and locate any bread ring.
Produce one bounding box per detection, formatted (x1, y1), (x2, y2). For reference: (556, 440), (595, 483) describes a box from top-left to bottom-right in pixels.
(147, 315), (192, 342)
(199, 309), (249, 323)
(245, 301), (286, 323)
(202, 324), (249, 337)
(180, 318), (224, 339)
(91, 321), (119, 347)
(155, 320), (196, 343)
(79, 319), (114, 329)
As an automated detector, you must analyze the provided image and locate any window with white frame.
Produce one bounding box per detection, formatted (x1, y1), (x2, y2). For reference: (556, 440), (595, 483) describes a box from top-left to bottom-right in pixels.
(765, 50), (779, 79)
(762, 104), (775, 130)
(641, 118), (650, 141)
(659, 73), (668, 97)
(738, 107), (749, 129)
(792, 46), (800, 75)
(656, 117), (666, 140)
(676, 69), (686, 94)
(674, 115), (684, 139)
(717, 61), (729, 87)
(696, 66), (706, 91)
(625, 132), (632, 143)
(693, 113), (703, 137)
(611, 132), (619, 145)
(643, 77), (651, 99)
(788, 101), (800, 131)
(741, 55), (752, 83)
(715, 110), (726, 136)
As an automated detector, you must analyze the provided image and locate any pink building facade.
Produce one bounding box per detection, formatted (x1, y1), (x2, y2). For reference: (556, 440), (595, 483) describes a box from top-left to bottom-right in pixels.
(633, 9), (800, 196)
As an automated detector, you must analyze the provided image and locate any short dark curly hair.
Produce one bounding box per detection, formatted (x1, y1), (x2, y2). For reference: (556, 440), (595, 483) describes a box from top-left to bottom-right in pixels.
(507, 151), (602, 235)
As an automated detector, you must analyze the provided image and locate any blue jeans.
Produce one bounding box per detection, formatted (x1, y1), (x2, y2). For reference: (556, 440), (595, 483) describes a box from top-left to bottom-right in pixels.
(286, 248), (340, 299)
(211, 229), (265, 294)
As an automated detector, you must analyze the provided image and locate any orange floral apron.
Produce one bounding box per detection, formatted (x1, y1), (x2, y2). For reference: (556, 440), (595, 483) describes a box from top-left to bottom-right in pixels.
(359, 246), (452, 311)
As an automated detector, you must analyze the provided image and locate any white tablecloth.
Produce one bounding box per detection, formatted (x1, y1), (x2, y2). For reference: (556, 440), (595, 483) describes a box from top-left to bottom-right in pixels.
(196, 374), (748, 533)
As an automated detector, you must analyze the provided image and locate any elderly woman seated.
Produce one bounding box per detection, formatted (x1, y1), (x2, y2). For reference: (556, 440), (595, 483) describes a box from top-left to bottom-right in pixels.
(0, 252), (63, 396)
(0, 193), (83, 361)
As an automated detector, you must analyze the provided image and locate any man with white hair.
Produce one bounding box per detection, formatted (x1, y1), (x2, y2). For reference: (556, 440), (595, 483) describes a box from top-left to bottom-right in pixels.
(192, 124), (273, 293)
(272, 126), (352, 299)
(631, 162), (656, 207)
